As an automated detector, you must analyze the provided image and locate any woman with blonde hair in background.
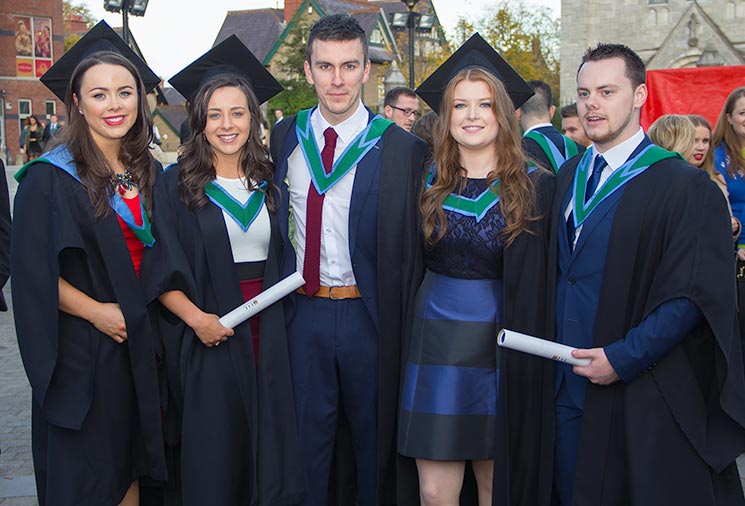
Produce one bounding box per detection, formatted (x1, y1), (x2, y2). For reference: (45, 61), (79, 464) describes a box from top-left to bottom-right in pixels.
(647, 114), (695, 160)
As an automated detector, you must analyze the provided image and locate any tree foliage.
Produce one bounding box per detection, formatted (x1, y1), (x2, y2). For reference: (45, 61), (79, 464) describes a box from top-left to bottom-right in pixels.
(63, 1), (97, 51)
(452, 0), (560, 100)
(268, 21), (317, 123)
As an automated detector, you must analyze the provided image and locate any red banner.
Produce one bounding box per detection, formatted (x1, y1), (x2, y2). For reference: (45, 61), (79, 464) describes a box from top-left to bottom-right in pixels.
(641, 66), (745, 129)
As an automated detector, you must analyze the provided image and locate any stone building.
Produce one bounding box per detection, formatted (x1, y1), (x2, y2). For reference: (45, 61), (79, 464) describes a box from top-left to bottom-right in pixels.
(560, 0), (745, 104)
(0, 0), (64, 164)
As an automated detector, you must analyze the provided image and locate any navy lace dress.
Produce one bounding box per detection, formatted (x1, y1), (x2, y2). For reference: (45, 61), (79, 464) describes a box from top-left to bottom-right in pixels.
(399, 177), (505, 460)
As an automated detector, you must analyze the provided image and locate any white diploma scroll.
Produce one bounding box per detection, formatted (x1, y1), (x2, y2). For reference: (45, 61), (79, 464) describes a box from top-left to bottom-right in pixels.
(497, 329), (591, 366)
(219, 271), (305, 329)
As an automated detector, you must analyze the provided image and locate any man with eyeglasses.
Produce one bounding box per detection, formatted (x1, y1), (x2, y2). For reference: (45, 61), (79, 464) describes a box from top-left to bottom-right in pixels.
(383, 86), (420, 131)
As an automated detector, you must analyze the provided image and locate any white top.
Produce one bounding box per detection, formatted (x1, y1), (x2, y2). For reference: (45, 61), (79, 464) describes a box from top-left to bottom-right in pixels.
(287, 100), (369, 286)
(214, 175), (271, 263)
(565, 127), (646, 247)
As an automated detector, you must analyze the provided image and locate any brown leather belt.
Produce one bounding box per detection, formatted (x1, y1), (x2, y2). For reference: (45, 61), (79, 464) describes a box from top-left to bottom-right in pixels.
(296, 285), (362, 300)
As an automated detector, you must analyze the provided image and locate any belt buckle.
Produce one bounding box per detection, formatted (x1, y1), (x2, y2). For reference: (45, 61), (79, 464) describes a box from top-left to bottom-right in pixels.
(328, 286), (342, 300)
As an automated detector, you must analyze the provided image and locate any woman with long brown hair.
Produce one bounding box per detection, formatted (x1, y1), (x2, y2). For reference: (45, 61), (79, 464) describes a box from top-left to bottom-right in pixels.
(11, 21), (166, 505)
(142, 37), (302, 506)
(398, 34), (553, 506)
(714, 87), (745, 257)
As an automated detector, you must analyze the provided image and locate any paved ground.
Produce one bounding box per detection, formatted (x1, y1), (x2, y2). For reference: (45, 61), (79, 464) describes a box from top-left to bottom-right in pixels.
(1, 162), (745, 505)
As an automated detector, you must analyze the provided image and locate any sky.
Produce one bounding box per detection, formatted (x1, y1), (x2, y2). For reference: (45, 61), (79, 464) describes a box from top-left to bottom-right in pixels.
(75, 0), (561, 81)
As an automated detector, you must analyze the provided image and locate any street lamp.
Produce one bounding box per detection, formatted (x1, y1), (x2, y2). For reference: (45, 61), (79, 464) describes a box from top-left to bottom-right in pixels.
(103, 0), (149, 46)
(400, 0), (420, 88)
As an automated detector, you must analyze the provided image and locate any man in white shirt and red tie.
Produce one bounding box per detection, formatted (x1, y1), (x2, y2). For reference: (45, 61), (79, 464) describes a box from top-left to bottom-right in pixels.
(270, 13), (428, 506)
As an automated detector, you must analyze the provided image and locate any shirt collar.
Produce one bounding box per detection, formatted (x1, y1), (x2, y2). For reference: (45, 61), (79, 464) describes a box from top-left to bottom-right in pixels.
(312, 101), (369, 146)
(593, 127), (645, 171)
(523, 122), (553, 135)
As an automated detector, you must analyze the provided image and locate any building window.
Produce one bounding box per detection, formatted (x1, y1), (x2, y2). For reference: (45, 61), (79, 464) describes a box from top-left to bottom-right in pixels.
(45, 100), (55, 118)
(370, 28), (383, 45)
(18, 99), (31, 134)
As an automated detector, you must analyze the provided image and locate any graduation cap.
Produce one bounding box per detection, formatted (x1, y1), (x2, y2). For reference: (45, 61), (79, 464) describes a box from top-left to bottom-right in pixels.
(169, 35), (283, 104)
(40, 20), (160, 101)
(416, 33), (534, 114)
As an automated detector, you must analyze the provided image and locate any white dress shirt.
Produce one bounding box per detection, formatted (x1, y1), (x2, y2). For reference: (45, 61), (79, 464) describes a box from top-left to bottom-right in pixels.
(287, 101), (369, 286)
(213, 175), (271, 263)
(565, 127), (646, 247)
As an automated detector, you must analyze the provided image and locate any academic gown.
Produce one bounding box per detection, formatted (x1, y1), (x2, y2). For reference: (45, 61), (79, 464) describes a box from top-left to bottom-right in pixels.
(141, 166), (303, 506)
(11, 156), (167, 505)
(490, 169), (555, 506)
(270, 114), (427, 505)
(534, 156), (745, 506)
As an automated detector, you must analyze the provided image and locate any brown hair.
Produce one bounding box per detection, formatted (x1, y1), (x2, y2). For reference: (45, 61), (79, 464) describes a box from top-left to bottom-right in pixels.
(713, 87), (745, 177)
(51, 51), (155, 220)
(177, 74), (277, 211)
(421, 67), (535, 247)
(687, 115), (716, 179)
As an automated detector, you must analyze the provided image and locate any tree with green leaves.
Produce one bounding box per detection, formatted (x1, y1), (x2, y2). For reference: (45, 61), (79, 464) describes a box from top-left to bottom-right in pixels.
(453, 0), (560, 100)
(63, 1), (97, 51)
(268, 21), (317, 123)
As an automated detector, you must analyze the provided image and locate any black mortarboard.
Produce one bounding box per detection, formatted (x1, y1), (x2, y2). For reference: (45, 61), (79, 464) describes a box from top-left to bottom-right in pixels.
(169, 35), (283, 104)
(416, 33), (534, 113)
(40, 20), (160, 101)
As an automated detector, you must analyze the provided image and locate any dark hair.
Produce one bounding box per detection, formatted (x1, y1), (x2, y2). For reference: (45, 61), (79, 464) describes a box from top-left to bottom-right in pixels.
(384, 86), (417, 107)
(28, 115), (39, 125)
(578, 43), (646, 90)
(177, 74), (277, 211)
(52, 51), (155, 220)
(713, 86), (745, 177)
(411, 110), (437, 155)
(560, 102), (579, 119)
(519, 80), (553, 118)
(306, 14), (368, 64)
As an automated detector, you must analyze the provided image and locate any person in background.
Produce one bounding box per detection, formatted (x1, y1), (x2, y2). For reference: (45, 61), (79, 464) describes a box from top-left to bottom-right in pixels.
(647, 114), (695, 160)
(11, 21), (167, 505)
(399, 33), (553, 506)
(274, 108), (284, 125)
(410, 110), (437, 158)
(42, 114), (61, 144)
(560, 102), (591, 147)
(144, 36), (302, 506)
(714, 87), (745, 259)
(383, 86), (420, 131)
(23, 115), (44, 161)
(687, 114), (740, 239)
(518, 80), (582, 172)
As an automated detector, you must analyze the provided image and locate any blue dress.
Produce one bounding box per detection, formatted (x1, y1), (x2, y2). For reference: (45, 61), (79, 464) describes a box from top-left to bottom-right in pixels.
(715, 143), (745, 248)
(399, 177), (504, 461)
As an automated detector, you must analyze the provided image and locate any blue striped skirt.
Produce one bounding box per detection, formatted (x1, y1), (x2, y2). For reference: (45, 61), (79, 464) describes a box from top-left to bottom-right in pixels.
(398, 270), (501, 461)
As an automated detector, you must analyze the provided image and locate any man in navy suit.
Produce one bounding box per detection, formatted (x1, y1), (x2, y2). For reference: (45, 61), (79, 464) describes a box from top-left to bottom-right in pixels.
(270, 14), (427, 506)
(539, 43), (745, 506)
(519, 80), (582, 172)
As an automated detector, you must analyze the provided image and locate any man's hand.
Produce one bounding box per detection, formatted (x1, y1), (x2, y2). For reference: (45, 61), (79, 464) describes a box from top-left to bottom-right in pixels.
(572, 348), (619, 385)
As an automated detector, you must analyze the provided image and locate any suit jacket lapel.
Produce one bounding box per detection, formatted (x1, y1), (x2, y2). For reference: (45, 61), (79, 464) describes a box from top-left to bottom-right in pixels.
(348, 109), (380, 255)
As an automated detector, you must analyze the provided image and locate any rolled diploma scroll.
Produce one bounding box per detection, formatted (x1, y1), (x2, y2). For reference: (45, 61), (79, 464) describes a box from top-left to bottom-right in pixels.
(497, 329), (591, 366)
(219, 271), (305, 329)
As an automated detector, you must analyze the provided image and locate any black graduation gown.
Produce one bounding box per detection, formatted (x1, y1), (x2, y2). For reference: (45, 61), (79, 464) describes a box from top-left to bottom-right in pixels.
(141, 166), (303, 506)
(11, 160), (166, 505)
(536, 157), (745, 506)
(489, 169), (555, 506)
(270, 117), (427, 505)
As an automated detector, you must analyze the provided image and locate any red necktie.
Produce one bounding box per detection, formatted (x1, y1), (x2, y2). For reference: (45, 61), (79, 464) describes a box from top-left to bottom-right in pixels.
(303, 127), (337, 296)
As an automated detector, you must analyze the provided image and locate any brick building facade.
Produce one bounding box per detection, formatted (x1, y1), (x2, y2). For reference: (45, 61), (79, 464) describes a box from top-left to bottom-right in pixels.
(1, 0), (65, 164)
